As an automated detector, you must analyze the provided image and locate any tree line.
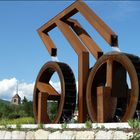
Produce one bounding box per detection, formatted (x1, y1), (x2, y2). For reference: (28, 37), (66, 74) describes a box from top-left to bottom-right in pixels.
(0, 97), (33, 120)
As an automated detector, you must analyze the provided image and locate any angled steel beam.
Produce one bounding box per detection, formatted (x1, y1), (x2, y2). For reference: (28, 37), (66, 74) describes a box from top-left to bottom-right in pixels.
(66, 18), (102, 59)
(38, 2), (78, 33)
(76, 1), (118, 46)
(56, 19), (89, 122)
(37, 0), (118, 55)
(38, 32), (57, 56)
(56, 20), (87, 55)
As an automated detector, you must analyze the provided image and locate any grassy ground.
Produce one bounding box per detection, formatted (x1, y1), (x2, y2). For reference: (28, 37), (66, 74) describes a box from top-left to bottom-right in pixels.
(0, 117), (35, 125)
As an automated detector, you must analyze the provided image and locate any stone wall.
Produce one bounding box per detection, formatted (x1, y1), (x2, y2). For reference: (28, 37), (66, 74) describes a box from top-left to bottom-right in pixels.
(0, 123), (138, 139)
(0, 129), (133, 139)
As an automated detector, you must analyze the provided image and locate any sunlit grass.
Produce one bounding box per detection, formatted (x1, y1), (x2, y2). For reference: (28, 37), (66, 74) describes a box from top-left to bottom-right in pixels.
(0, 117), (35, 125)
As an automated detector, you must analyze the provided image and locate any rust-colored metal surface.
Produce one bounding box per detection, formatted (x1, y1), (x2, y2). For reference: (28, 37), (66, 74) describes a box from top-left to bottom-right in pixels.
(34, 62), (76, 123)
(86, 52), (139, 122)
(34, 0), (140, 123)
(97, 86), (117, 123)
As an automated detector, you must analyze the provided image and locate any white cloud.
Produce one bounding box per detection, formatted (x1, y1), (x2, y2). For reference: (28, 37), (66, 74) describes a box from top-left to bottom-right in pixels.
(49, 80), (78, 94)
(0, 77), (78, 102)
(0, 78), (17, 93)
(16, 82), (35, 101)
(49, 80), (61, 93)
(76, 81), (78, 92)
(0, 77), (34, 101)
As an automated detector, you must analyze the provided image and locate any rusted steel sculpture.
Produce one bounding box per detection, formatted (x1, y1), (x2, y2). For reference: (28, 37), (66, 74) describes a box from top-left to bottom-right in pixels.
(33, 0), (140, 123)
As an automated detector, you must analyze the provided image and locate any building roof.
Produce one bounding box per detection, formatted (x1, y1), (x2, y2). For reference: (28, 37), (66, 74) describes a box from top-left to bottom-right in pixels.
(12, 94), (21, 99)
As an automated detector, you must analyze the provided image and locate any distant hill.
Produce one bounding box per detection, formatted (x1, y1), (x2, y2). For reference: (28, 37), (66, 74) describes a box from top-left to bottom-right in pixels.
(0, 99), (10, 105)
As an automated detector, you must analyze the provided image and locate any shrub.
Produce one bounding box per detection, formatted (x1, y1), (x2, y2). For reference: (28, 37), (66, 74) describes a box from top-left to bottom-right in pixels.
(61, 122), (67, 129)
(38, 123), (44, 129)
(128, 119), (140, 129)
(16, 123), (21, 130)
(128, 119), (140, 140)
(85, 120), (92, 129)
(8, 113), (20, 119)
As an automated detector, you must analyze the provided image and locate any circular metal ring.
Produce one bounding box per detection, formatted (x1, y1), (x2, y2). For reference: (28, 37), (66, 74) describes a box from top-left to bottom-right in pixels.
(86, 52), (139, 122)
(33, 61), (76, 123)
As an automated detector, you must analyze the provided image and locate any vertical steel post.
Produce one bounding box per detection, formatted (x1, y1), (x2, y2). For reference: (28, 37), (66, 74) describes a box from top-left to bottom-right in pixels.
(78, 52), (89, 122)
(38, 92), (49, 123)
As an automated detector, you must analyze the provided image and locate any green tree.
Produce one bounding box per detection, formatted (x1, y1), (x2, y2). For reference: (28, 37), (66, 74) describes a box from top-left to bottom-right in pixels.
(20, 96), (33, 117)
(0, 96), (33, 120)
(22, 96), (28, 104)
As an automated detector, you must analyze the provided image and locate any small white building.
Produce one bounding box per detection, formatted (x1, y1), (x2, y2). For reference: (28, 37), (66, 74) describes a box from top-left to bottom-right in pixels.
(11, 94), (21, 105)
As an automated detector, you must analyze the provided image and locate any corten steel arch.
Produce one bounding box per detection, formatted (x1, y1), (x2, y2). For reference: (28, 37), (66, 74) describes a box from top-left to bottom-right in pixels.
(36, 0), (118, 123)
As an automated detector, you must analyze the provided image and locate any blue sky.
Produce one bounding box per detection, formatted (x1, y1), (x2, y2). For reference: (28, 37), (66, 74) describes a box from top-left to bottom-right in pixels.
(0, 1), (140, 100)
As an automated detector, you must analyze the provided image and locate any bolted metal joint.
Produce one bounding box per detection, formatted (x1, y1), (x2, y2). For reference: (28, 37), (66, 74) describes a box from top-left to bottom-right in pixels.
(111, 35), (118, 47)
